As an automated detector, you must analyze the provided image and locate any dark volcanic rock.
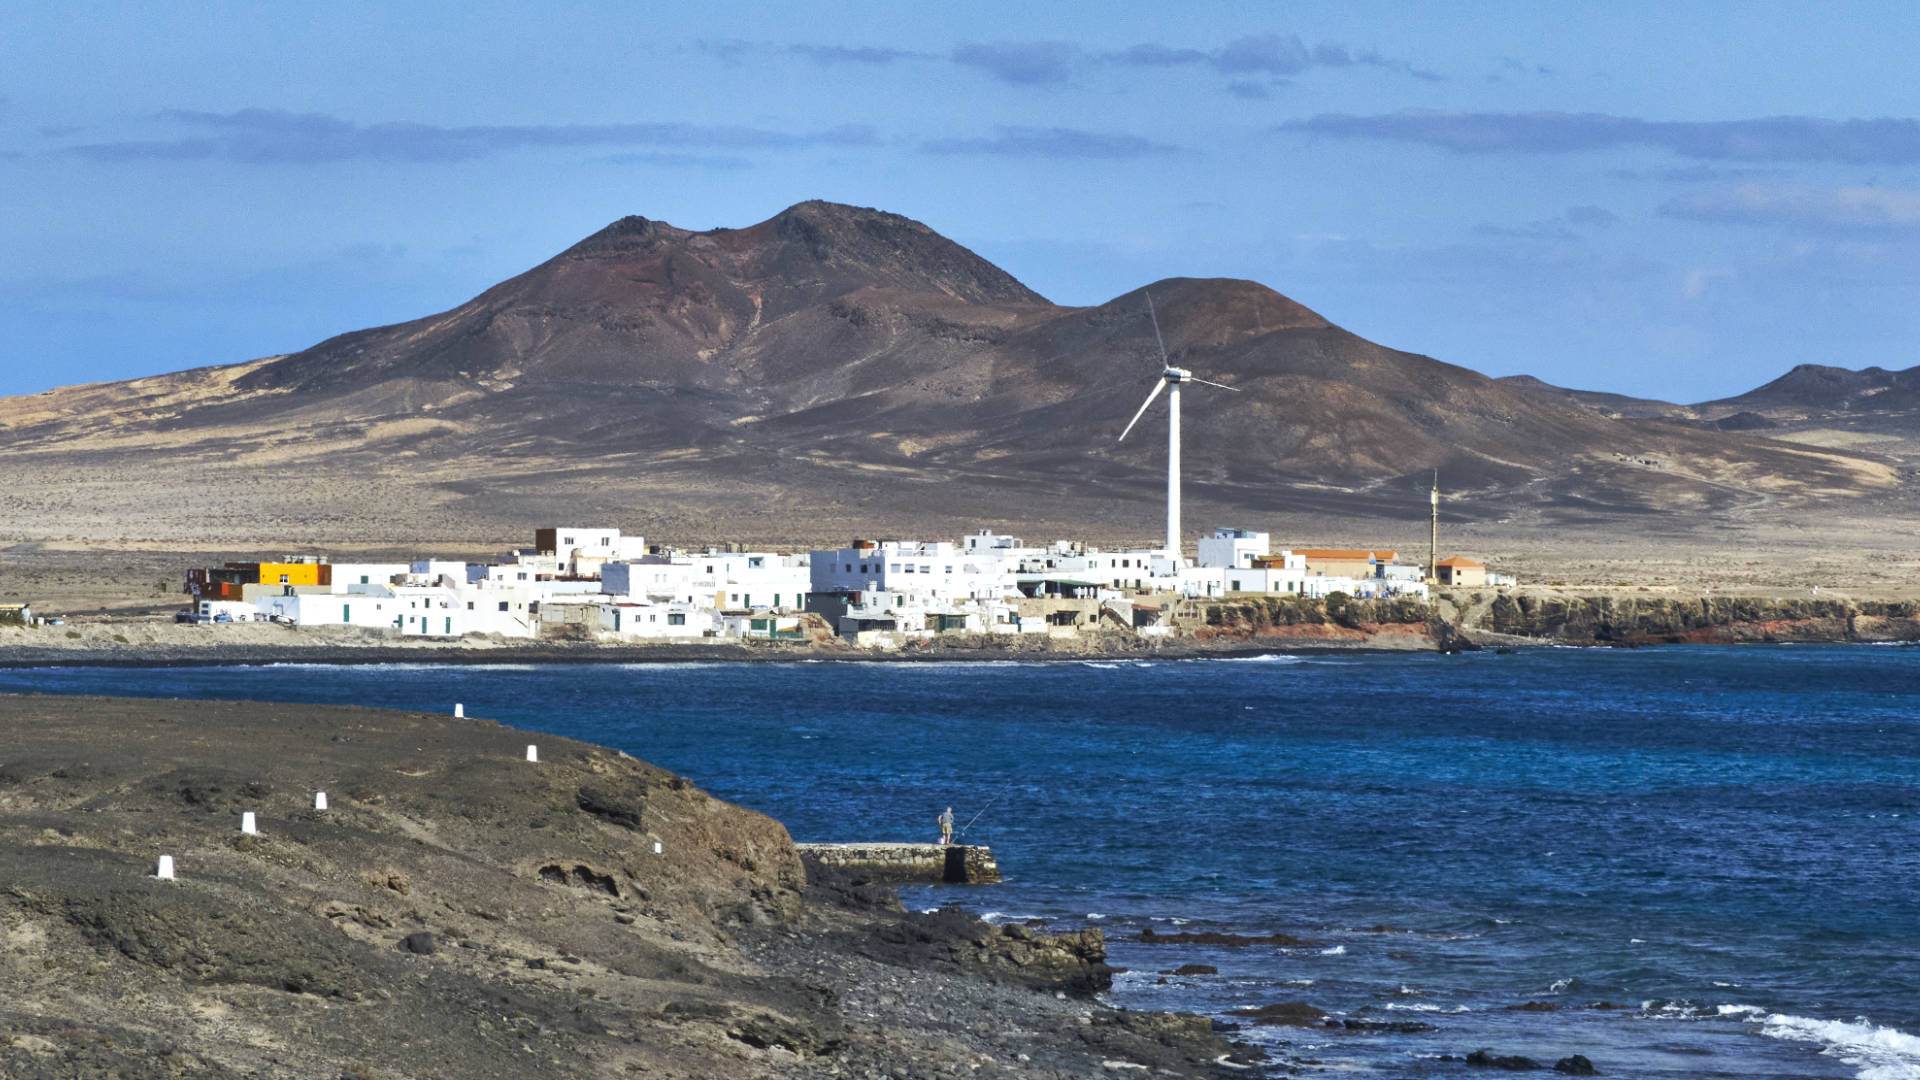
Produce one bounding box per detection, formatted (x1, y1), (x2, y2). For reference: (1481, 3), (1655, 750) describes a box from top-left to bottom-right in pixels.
(1554, 1054), (1600, 1074)
(1226, 1001), (1328, 1026)
(1467, 1047), (1545, 1070)
(864, 905), (1117, 996)
(1336, 1018), (1438, 1033)
(1137, 926), (1311, 946)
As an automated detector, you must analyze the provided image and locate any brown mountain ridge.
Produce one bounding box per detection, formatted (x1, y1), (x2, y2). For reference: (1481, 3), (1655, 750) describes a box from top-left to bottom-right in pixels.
(0, 200), (1899, 550)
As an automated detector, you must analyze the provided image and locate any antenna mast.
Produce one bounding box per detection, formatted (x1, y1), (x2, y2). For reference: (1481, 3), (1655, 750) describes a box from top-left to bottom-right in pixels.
(1428, 470), (1439, 585)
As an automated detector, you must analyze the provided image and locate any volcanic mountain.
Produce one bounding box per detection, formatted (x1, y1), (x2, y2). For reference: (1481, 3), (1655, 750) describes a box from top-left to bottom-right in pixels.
(0, 201), (1898, 549)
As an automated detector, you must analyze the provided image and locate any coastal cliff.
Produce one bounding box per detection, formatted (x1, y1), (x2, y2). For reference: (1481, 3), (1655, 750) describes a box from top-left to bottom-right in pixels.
(0, 695), (1254, 1079)
(1182, 590), (1920, 650)
(1464, 592), (1920, 646)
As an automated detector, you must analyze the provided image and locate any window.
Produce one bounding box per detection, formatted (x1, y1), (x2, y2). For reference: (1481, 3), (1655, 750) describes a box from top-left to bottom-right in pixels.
(945, 566), (953, 574)
(668, 613), (686, 626)
(749, 557), (764, 569)
(562, 536), (574, 545)
(920, 565), (930, 574)
(278, 574), (289, 584)
(498, 601), (509, 612)
(902, 564), (914, 574)
(466, 601), (474, 610)
(1231, 580), (1242, 592)
(359, 575), (369, 584)
(844, 563), (852, 572)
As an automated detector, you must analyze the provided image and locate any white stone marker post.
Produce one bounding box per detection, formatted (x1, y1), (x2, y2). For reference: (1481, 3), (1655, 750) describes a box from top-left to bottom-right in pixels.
(314, 791), (328, 811)
(454, 703), (464, 717)
(156, 855), (175, 880)
(526, 744), (539, 762)
(240, 811), (257, 835)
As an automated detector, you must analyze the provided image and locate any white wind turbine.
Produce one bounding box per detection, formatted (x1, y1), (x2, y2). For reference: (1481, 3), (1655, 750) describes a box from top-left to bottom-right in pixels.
(1116, 292), (1239, 559)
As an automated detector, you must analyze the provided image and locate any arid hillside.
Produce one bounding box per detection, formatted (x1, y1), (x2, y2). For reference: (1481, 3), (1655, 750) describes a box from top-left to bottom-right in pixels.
(0, 201), (1907, 570)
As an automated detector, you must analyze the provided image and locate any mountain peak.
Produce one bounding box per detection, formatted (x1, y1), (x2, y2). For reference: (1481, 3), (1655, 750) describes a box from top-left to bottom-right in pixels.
(560, 214), (685, 258)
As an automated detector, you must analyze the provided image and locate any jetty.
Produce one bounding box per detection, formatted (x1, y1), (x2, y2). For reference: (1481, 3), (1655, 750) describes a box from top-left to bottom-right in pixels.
(796, 842), (1002, 884)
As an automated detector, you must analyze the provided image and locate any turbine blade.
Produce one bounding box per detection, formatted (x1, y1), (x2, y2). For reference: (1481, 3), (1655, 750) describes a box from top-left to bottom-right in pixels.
(1188, 376), (1241, 391)
(1118, 379), (1168, 442)
(1146, 292), (1170, 365)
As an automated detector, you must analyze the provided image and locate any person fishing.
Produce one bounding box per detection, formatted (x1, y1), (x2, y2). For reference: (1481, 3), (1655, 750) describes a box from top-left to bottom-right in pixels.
(938, 806), (955, 845)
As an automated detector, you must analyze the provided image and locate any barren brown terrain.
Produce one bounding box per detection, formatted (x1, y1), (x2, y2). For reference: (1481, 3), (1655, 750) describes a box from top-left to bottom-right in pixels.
(0, 693), (1255, 1078)
(1, 200), (1915, 615)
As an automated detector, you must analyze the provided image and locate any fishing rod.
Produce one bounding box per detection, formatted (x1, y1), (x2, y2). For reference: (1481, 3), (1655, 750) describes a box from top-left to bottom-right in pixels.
(957, 786), (1012, 840)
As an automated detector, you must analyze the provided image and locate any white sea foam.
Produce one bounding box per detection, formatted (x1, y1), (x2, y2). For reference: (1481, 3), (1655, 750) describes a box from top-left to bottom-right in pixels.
(1086, 913), (1107, 920)
(1716, 1004), (1765, 1018)
(979, 911), (1045, 925)
(1756, 1013), (1920, 1080)
(1547, 978), (1573, 994)
(1385, 1002), (1470, 1014)
(1285, 979), (1316, 986)
(1319, 945), (1346, 955)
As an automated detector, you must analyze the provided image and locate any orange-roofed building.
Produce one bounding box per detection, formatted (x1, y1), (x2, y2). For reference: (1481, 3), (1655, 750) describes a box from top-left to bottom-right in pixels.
(1434, 557), (1487, 588)
(1287, 549), (1397, 578)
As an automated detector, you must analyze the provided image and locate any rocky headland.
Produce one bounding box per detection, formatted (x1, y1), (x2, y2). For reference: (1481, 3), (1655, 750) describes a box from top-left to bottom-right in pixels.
(0, 694), (1260, 1078)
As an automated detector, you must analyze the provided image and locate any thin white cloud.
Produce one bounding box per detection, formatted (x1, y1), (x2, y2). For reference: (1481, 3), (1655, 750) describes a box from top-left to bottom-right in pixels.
(69, 110), (879, 164)
(1284, 111), (1920, 165)
(1665, 184), (1920, 230)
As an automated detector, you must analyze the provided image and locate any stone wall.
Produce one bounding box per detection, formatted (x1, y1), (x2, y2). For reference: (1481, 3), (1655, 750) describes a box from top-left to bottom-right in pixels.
(796, 842), (1002, 884)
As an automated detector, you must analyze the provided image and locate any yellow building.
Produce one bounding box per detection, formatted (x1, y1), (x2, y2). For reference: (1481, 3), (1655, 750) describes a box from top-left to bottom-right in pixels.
(1434, 557), (1487, 588)
(253, 561), (331, 588)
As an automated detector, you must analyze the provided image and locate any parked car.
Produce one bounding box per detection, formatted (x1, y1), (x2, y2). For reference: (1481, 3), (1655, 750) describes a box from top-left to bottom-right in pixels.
(212, 612), (233, 623)
(174, 611), (201, 623)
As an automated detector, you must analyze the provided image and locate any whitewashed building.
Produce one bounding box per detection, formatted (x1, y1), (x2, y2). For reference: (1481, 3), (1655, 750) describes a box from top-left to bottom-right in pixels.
(809, 540), (1018, 603)
(1196, 528), (1270, 570)
(596, 601), (718, 639)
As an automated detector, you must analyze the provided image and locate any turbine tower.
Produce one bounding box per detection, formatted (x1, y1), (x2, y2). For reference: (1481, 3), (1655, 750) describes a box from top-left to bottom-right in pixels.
(1117, 293), (1238, 559)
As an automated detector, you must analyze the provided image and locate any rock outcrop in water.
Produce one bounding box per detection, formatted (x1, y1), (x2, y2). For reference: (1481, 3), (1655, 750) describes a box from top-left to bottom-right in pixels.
(0, 693), (1253, 1078)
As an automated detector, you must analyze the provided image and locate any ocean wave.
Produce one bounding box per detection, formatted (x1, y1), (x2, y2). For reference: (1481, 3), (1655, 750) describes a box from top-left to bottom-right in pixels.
(978, 911), (1046, 925)
(1319, 945), (1346, 956)
(1756, 1013), (1920, 1080)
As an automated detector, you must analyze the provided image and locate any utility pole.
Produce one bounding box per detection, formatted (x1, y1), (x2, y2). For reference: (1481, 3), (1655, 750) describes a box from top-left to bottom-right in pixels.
(1428, 470), (1439, 585)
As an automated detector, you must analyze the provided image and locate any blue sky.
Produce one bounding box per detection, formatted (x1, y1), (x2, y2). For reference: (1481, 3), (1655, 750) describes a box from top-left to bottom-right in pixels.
(6, 1), (1920, 401)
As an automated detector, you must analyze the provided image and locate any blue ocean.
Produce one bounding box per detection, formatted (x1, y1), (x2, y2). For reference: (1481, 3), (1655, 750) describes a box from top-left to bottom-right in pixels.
(6, 646), (1917, 1078)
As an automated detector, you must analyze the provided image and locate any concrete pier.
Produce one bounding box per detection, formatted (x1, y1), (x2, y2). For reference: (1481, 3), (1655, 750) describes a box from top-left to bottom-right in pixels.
(796, 842), (1002, 884)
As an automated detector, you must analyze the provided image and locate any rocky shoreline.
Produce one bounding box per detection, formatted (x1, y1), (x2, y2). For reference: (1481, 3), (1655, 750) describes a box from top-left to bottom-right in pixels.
(0, 693), (1265, 1079)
